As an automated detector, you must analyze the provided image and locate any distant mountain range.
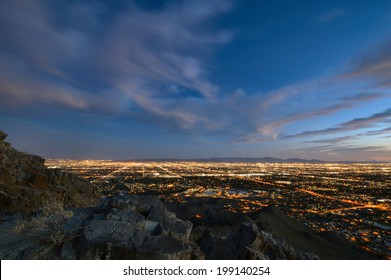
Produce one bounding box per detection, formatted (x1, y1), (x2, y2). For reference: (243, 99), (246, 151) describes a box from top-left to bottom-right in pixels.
(129, 157), (388, 164)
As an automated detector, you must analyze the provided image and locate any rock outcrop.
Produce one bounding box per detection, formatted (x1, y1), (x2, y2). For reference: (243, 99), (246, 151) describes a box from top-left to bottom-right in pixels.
(81, 195), (194, 259)
(0, 194), (323, 260)
(0, 194), (196, 259)
(0, 130), (98, 214)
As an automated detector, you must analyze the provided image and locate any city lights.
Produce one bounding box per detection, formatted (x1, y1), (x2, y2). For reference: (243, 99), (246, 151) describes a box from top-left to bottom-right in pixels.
(46, 160), (391, 259)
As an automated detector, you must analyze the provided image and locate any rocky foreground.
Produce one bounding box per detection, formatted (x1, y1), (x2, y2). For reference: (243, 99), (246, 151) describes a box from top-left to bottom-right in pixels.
(0, 130), (382, 259)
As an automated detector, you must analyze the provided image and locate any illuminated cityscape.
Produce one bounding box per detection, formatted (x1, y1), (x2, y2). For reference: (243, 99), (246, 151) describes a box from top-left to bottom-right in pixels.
(46, 160), (391, 259)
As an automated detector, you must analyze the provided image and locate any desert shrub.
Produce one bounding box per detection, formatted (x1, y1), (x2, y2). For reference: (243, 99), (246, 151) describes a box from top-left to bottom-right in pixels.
(11, 201), (75, 246)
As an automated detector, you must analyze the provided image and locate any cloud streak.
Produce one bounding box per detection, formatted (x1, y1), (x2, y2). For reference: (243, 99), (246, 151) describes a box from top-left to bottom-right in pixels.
(285, 108), (391, 139)
(0, 0), (232, 103)
(318, 8), (346, 23)
(297, 144), (391, 161)
(343, 39), (391, 87)
(257, 92), (385, 139)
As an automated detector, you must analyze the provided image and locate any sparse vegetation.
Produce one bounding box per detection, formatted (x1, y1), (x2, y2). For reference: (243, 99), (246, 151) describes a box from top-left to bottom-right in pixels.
(11, 201), (75, 246)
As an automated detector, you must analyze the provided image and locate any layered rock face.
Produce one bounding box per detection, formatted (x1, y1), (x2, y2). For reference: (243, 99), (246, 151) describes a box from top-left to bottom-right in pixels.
(0, 131), (97, 214)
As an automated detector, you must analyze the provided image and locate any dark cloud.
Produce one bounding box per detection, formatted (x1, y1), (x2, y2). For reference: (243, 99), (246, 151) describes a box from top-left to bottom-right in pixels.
(302, 135), (358, 144)
(295, 143), (391, 161)
(302, 126), (391, 145)
(361, 126), (391, 136)
(285, 108), (391, 139)
(342, 92), (385, 102)
(258, 92), (385, 139)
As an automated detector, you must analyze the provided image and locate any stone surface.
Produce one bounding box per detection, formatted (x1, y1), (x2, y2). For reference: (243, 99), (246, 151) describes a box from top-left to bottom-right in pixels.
(78, 195), (196, 259)
(139, 235), (192, 260)
(84, 220), (138, 248)
(61, 241), (77, 260)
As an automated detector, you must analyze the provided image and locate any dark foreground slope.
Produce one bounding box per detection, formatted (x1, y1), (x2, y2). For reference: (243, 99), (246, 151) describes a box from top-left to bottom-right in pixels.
(164, 198), (382, 260)
(0, 131), (98, 215)
(0, 130), (383, 259)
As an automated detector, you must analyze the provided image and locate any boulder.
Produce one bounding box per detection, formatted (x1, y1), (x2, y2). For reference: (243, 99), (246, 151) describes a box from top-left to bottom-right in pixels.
(165, 219), (192, 242)
(63, 215), (85, 237)
(129, 195), (162, 213)
(139, 235), (192, 260)
(146, 205), (192, 242)
(100, 195), (136, 211)
(60, 241), (77, 260)
(84, 220), (145, 249)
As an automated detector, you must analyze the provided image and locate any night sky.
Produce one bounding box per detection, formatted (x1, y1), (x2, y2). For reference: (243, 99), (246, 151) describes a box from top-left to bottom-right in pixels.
(1, 0), (391, 161)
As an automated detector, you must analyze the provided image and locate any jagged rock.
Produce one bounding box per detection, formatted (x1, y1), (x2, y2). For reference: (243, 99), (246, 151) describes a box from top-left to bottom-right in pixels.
(82, 242), (130, 260)
(129, 195), (162, 213)
(139, 235), (192, 260)
(61, 241), (77, 260)
(144, 220), (163, 235)
(0, 131), (7, 141)
(114, 209), (145, 224)
(189, 241), (206, 260)
(100, 195), (136, 211)
(197, 229), (221, 259)
(63, 215), (85, 236)
(72, 195), (198, 259)
(146, 205), (192, 242)
(84, 220), (145, 249)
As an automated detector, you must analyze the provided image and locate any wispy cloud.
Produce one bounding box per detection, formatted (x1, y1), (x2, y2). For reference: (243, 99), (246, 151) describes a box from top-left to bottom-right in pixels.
(318, 8), (345, 23)
(342, 92), (385, 102)
(302, 126), (391, 145)
(361, 126), (391, 136)
(101, 0), (233, 99)
(0, 0), (235, 127)
(343, 39), (391, 87)
(302, 135), (358, 144)
(285, 108), (391, 139)
(257, 92), (385, 139)
(290, 142), (391, 161)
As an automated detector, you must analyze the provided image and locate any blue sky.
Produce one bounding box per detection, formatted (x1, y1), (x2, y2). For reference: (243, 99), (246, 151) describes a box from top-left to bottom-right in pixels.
(1, 0), (391, 161)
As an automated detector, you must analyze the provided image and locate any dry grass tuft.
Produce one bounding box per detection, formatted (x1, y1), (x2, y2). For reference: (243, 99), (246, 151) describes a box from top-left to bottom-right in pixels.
(11, 201), (75, 246)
